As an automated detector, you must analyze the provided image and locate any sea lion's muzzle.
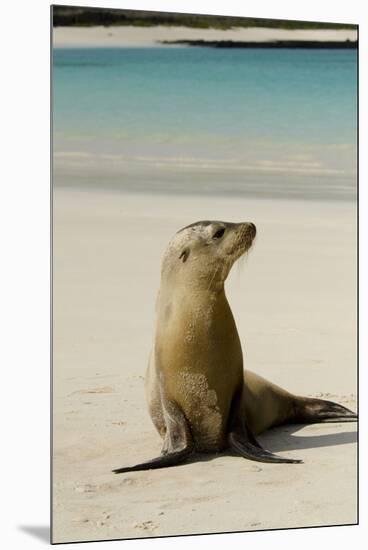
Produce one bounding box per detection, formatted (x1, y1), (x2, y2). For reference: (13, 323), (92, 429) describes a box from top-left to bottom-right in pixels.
(248, 222), (256, 238)
(226, 222), (256, 259)
(239, 221), (256, 245)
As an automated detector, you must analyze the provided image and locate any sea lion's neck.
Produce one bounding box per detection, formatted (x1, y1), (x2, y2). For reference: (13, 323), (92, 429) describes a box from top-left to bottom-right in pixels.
(163, 280), (226, 303)
(158, 281), (232, 322)
(156, 282), (239, 358)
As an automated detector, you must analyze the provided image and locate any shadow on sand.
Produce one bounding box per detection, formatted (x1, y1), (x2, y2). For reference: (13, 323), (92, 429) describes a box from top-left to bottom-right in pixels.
(259, 423), (357, 453)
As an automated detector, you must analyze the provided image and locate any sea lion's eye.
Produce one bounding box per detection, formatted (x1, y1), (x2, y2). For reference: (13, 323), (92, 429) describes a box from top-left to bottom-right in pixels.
(213, 228), (225, 240)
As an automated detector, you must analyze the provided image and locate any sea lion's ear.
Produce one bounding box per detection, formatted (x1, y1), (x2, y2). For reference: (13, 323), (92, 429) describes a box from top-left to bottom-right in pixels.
(179, 247), (190, 263)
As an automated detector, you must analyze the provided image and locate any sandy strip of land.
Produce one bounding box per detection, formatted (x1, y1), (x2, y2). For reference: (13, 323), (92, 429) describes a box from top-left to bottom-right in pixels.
(52, 187), (357, 543)
(52, 25), (357, 48)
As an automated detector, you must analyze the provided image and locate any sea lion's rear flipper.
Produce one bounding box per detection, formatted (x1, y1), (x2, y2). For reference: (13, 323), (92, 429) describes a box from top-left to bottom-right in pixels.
(293, 397), (358, 424)
(229, 431), (303, 464)
(113, 398), (193, 474)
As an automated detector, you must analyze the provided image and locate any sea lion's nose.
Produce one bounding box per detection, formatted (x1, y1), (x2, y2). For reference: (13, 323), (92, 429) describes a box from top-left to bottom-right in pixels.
(248, 222), (256, 236)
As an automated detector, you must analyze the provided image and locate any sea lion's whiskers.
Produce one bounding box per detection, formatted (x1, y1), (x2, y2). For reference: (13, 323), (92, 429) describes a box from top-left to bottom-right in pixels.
(236, 250), (249, 275)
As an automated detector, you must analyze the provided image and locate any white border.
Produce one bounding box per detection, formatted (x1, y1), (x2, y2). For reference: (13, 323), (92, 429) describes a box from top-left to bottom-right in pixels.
(2, 1), (366, 549)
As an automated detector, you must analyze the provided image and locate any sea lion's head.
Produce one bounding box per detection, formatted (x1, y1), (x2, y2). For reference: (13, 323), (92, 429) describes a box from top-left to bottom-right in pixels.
(161, 220), (256, 291)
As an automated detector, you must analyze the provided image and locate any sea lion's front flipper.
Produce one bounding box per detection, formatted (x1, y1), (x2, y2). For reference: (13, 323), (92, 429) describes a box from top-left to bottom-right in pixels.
(293, 397), (358, 424)
(229, 431), (302, 464)
(113, 398), (193, 474)
(112, 448), (193, 474)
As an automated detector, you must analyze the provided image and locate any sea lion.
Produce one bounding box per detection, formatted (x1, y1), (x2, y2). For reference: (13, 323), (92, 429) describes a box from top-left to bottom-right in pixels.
(113, 220), (356, 473)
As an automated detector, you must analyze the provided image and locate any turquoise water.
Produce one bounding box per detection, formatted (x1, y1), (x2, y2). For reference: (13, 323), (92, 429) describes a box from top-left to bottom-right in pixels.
(53, 47), (357, 199)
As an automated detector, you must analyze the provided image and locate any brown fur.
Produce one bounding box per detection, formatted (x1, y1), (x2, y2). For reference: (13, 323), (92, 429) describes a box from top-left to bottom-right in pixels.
(113, 221), (356, 474)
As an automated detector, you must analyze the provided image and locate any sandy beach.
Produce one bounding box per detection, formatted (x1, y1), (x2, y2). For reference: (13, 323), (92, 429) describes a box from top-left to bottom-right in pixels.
(52, 187), (357, 543)
(52, 25), (358, 48)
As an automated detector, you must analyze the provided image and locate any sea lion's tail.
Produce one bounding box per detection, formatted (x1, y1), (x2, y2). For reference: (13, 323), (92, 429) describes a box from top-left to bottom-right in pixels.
(293, 396), (358, 424)
(112, 448), (193, 474)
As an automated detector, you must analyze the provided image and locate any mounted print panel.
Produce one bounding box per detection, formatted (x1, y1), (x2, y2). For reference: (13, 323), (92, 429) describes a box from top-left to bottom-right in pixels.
(51, 5), (358, 544)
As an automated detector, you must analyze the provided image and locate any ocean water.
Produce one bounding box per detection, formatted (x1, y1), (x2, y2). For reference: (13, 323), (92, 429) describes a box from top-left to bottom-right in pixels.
(52, 47), (357, 200)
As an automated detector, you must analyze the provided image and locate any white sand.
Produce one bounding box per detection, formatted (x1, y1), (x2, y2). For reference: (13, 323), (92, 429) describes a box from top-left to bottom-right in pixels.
(52, 25), (358, 48)
(52, 188), (357, 543)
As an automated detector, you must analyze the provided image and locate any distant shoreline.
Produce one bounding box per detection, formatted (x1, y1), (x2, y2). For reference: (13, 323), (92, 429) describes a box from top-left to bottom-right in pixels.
(52, 25), (358, 49)
(160, 39), (357, 49)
